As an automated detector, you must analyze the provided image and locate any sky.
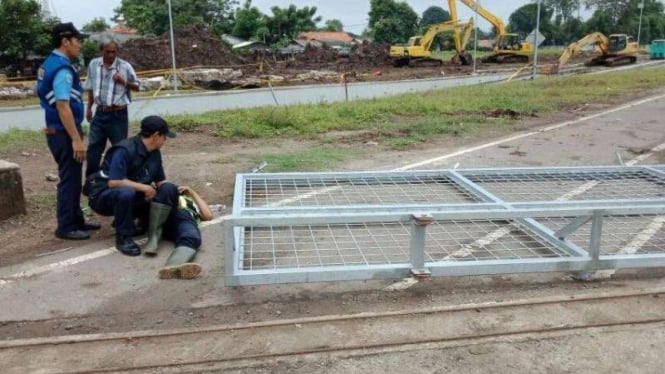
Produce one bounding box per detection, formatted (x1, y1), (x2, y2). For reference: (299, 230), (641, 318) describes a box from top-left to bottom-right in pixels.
(47, 0), (545, 33)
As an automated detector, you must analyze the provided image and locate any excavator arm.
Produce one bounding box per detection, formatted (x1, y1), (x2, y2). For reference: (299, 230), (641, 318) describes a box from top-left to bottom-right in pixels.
(448, 0), (531, 63)
(389, 16), (475, 66)
(460, 20), (474, 49)
(450, 0), (507, 36)
(419, 19), (462, 52)
(557, 32), (609, 70)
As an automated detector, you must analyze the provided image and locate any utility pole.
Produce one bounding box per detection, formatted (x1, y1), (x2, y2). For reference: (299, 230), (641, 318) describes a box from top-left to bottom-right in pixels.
(531, 0), (542, 80)
(472, 0), (479, 74)
(167, 0), (178, 91)
(637, 0), (645, 45)
(39, 0), (53, 19)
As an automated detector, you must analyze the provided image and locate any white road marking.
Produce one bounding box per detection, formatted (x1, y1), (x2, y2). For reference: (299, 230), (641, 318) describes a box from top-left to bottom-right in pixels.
(268, 186), (341, 207)
(620, 216), (665, 255)
(596, 216), (665, 279)
(3, 93), (664, 285)
(442, 227), (512, 260)
(441, 140), (665, 261)
(556, 181), (600, 201)
(0, 249), (115, 286)
(396, 93), (665, 171)
(0, 218), (231, 286)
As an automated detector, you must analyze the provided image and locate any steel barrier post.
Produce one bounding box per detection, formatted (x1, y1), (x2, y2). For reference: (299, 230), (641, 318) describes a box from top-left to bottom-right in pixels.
(410, 214), (433, 279)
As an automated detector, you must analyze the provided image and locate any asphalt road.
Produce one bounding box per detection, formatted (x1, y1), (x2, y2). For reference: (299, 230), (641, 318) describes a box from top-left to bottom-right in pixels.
(0, 73), (507, 133)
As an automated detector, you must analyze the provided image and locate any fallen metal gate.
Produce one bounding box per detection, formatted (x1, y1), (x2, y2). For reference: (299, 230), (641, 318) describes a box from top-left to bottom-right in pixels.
(223, 165), (665, 286)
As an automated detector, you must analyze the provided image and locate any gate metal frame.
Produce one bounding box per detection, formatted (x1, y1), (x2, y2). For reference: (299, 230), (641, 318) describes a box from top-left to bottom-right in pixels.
(223, 165), (665, 286)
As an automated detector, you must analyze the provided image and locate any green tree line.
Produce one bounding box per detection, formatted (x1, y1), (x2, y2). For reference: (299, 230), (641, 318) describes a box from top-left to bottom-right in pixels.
(2, 0), (664, 68)
(509, 0), (665, 46)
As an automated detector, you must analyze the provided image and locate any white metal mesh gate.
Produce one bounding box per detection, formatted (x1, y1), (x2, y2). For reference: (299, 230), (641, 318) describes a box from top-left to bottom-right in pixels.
(223, 165), (665, 286)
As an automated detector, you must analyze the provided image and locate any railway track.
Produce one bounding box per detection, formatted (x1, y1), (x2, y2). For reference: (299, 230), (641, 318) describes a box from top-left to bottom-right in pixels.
(2, 287), (665, 373)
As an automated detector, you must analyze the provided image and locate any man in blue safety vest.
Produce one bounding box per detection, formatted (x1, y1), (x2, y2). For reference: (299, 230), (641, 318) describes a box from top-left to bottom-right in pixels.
(36, 22), (101, 240)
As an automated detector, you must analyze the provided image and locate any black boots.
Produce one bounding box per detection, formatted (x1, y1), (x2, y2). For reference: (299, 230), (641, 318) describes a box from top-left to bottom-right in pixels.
(116, 235), (141, 256)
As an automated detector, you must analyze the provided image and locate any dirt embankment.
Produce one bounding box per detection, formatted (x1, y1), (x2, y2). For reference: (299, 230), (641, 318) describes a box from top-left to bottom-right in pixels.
(118, 26), (476, 75)
(121, 25), (245, 71)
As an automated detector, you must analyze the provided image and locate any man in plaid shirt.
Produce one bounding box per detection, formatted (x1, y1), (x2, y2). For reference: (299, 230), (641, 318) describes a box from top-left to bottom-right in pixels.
(84, 37), (139, 178)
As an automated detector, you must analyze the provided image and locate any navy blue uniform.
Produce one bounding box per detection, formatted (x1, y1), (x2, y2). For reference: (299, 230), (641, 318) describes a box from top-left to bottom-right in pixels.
(88, 136), (169, 237)
(36, 50), (86, 234)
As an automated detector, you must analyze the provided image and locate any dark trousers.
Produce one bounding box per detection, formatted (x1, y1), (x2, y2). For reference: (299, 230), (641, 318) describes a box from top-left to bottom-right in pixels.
(164, 209), (202, 249)
(90, 182), (177, 238)
(152, 184), (202, 249)
(85, 109), (129, 177)
(46, 130), (85, 233)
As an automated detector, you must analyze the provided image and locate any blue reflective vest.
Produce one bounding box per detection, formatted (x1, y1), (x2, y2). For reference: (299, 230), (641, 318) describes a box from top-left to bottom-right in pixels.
(36, 52), (84, 130)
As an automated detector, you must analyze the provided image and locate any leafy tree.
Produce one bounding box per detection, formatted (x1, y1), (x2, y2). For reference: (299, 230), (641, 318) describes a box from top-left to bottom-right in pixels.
(0, 0), (55, 65)
(113, 0), (238, 36)
(418, 6), (452, 49)
(368, 0), (419, 44)
(543, 0), (581, 22)
(507, 3), (554, 42)
(232, 0), (263, 39)
(322, 19), (344, 32)
(583, 8), (614, 35)
(558, 17), (586, 44)
(583, 0), (664, 41)
(261, 5), (321, 44)
(255, 25), (270, 42)
(583, 0), (632, 25)
(82, 17), (110, 32)
(81, 39), (100, 66)
(420, 6), (450, 29)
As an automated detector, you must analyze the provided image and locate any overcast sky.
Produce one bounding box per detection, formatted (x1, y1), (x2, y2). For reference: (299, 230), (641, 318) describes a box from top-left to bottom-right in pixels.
(47, 0), (575, 33)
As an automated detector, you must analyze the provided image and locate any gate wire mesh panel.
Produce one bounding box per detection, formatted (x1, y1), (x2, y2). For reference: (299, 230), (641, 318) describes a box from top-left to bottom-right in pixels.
(538, 214), (665, 255)
(465, 170), (665, 202)
(244, 174), (481, 207)
(228, 166), (665, 285)
(240, 220), (570, 271)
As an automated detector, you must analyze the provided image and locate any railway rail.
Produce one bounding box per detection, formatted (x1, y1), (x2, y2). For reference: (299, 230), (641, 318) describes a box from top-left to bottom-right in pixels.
(2, 287), (665, 373)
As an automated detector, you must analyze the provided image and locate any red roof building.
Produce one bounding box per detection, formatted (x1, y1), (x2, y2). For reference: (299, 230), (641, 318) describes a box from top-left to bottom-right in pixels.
(298, 32), (356, 45)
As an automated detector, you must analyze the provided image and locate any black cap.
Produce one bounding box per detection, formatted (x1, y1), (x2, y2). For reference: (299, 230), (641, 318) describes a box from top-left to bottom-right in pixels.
(51, 22), (87, 46)
(140, 115), (177, 138)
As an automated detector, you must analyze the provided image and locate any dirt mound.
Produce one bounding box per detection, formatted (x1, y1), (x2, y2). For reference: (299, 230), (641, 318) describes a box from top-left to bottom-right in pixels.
(121, 25), (244, 71)
(278, 44), (339, 70)
(280, 42), (393, 71)
(350, 41), (392, 67)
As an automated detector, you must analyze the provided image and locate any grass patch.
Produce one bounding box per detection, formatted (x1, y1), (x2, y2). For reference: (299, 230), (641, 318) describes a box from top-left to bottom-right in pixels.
(0, 97), (38, 108)
(4, 67), (665, 152)
(26, 192), (57, 212)
(166, 67), (665, 142)
(0, 128), (43, 154)
(256, 147), (360, 172)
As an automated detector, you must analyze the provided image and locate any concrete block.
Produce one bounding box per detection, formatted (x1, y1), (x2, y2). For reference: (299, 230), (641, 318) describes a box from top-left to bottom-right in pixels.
(0, 160), (27, 221)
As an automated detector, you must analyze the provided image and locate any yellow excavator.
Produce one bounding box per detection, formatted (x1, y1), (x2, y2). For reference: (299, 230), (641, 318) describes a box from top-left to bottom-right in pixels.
(541, 32), (639, 74)
(389, 18), (475, 67)
(448, 0), (533, 63)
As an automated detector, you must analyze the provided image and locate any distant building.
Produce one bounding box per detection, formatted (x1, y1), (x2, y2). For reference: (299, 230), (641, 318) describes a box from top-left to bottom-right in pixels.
(232, 40), (271, 53)
(221, 34), (247, 47)
(477, 39), (494, 50)
(88, 24), (141, 45)
(298, 31), (358, 46)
